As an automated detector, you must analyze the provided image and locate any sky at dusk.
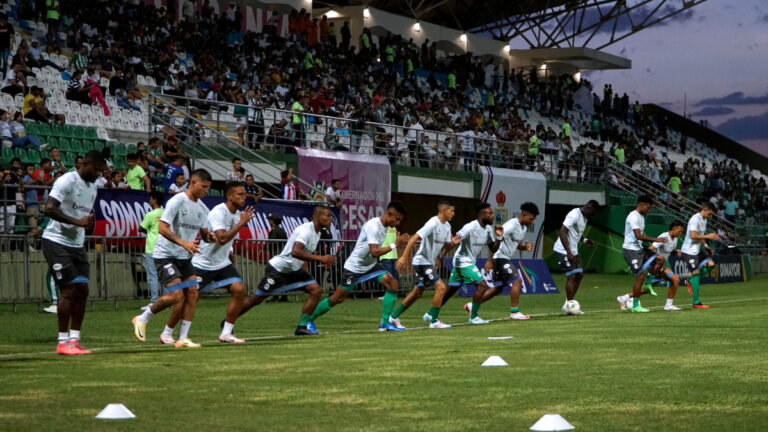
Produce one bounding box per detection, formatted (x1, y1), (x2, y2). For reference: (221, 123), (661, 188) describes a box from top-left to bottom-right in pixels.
(512, 0), (768, 156)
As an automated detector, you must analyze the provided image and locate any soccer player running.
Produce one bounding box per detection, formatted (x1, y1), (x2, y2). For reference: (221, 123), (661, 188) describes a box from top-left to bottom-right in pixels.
(680, 202), (720, 309)
(433, 203), (503, 324)
(185, 182), (255, 343)
(618, 195), (666, 313)
(553, 200), (600, 314)
(235, 204), (337, 336)
(132, 169), (216, 348)
(305, 201), (409, 332)
(42, 150), (106, 355)
(469, 202), (540, 321)
(392, 200), (460, 329)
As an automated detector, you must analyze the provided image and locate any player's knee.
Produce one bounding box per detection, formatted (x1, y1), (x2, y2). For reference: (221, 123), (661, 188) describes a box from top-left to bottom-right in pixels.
(305, 283), (321, 297)
(670, 275), (680, 285)
(186, 286), (199, 302)
(230, 283), (245, 297)
(383, 274), (398, 291)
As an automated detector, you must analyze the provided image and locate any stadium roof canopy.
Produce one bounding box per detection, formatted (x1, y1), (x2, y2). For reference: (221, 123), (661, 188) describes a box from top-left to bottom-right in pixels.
(317, 0), (708, 50)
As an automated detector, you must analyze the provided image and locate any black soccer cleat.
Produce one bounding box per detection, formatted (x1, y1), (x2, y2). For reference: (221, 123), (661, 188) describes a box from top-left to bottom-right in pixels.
(294, 326), (317, 336)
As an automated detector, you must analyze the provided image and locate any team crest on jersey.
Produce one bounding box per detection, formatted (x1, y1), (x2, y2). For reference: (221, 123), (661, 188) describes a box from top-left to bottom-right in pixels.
(53, 263), (63, 271)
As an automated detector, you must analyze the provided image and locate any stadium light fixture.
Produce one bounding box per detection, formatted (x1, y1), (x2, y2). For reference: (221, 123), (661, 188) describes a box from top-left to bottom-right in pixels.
(325, 10), (343, 19)
(363, 8), (370, 19)
(413, 21), (421, 32)
(503, 45), (510, 53)
(460, 33), (467, 43)
(540, 64), (547, 70)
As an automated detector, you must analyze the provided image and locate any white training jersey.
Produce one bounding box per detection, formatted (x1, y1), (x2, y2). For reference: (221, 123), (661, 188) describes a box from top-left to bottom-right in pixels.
(460, 131), (475, 151)
(681, 212), (707, 255)
(453, 220), (494, 268)
(269, 221), (321, 273)
(412, 216), (452, 266)
(494, 218), (526, 260)
(652, 232), (678, 260)
(42, 171), (98, 248)
(192, 203), (240, 271)
(152, 192), (209, 259)
(622, 210), (645, 251)
(343, 217), (387, 273)
(553, 207), (587, 256)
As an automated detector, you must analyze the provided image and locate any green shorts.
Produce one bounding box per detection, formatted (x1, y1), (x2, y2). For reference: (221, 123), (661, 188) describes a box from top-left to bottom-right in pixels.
(449, 265), (483, 286)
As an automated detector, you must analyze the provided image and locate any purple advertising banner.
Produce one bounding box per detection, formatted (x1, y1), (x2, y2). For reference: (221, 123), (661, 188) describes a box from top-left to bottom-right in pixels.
(438, 258), (559, 297)
(297, 148), (391, 240)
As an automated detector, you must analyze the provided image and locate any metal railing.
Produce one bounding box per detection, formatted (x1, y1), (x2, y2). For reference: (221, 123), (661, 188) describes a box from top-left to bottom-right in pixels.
(0, 236), (457, 306)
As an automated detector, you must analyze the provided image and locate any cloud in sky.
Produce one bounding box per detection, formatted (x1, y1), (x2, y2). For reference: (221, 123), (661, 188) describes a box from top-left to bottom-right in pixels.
(695, 92), (768, 106)
(715, 111), (768, 141)
(691, 106), (735, 116)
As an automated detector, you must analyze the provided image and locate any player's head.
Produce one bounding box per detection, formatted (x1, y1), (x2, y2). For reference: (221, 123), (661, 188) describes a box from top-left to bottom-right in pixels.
(519, 202), (539, 226)
(150, 190), (165, 208)
(636, 194), (655, 215)
(81, 150), (107, 183)
(700, 202), (716, 218)
(313, 204), (333, 229)
(668, 220), (685, 238)
(383, 201), (407, 227)
(225, 181), (246, 208)
(437, 199), (455, 221)
(188, 169), (212, 199)
(582, 200), (601, 218)
(476, 202), (493, 224)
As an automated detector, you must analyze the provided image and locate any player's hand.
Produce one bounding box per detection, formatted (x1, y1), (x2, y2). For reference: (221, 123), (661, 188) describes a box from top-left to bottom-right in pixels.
(395, 257), (407, 273)
(586, 239), (595, 248)
(434, 257), (441, 270)
(484, 260), (493, 272)
(240, 206), (255, 224)
(395, 232), (410, 247)
(494, 225), (504, 237)
(206, 232), (217, 243)
(450, 235), (461, 245)
(74, 214), (92, 228)
(676, 250), (682, 257)
(183, 239), (201, 255)
(319, 255), (337, 266)
(708, 233), (721, 241)
(524, 241), (534, 251)
(567, 252), (577, 262)
(706, 246), (714, 256)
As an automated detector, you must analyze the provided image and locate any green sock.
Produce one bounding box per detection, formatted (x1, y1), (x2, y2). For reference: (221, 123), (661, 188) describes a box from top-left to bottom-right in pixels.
(470, 301), (480, 319)
(700, 265), (711, 276)
(510, 307), (519, 313)
(428, 306), (441, 323)
(380, 291), (398, 326)
(633, 297), (639, 308)
(298, 314), (311, 327)
(690, 275), (701, 304)
(391, 303), (409, 319)
(309, 298), (335, 321)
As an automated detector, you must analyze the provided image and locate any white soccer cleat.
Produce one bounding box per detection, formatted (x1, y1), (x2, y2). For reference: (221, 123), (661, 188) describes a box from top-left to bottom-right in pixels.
(158, 333), (176, 345)
(509, 311), (530, 320)
(617, 296), (627, 311)
(140, 303), (153, 311)
(468, 316), (488, 325)
(219, 334), (245, 343)
(174, 337), (201, 348)
(388, 316), (405, 330)
(43, 305), (58, 314)
(429, 320), (452, 329)
(463, 302), (472, 316)
(422, 312), (432, 322)
(664, 304), (682, 311)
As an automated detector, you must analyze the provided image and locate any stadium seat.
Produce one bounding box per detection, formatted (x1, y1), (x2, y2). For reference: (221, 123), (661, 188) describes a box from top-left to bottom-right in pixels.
(14, 147), (28, 163)
(26, 148), (41, 165)
(1, 147), (14, 168)
(71, 139), (85, 154)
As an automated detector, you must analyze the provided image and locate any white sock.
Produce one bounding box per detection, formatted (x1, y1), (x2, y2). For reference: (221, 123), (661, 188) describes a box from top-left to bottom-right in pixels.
(58, 332), (68, 343)
(138, 308), (154, 323)
(162, 325), (175, 336)
(619, 294), (630, 303)
(221, 322), (234, 337)
(666, 299), (674, 307)
(69, 330), (80, 341)
(178, 320), (192, 340)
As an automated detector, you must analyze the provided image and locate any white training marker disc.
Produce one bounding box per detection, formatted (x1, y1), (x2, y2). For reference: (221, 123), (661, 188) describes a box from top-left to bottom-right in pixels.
(487, 336), (514, 340)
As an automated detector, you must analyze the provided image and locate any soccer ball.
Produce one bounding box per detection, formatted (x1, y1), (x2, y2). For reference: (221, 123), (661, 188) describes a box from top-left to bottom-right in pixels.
(564, 300), (581, 314)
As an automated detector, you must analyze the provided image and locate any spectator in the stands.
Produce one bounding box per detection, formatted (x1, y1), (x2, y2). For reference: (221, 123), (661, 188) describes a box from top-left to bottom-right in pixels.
(70, 46), (89, 71)
(32, 158), (55, 204)
(24, 86), (65, 125)
(1, 63), (26, 97)
(5, 111), (44, 149)
(115, 87), (141, 111)
(168, 172), (187, 194)
(109, 171), (128, 189)
(101, 147), (115, 171)
(27, 38), (64, 71)
(66, 69), (91, 104)
(226, 157), (244, 182)
(85, 65), (110, 116)
(280, 168), (299, 200)
(49, 146), (66, 175)
(0, 157), (21, 234)
(162, 136), (185, 163)
(325, 179), (342, 207)
(0, 13), (13, 76)
(22, 163), (40, 233)
(145, 137), (164, 171)
(723, 195), (739, 224)
(126, 153), (151, 192)
(243, 174), (263, 203)
(163, 155), (186, 191)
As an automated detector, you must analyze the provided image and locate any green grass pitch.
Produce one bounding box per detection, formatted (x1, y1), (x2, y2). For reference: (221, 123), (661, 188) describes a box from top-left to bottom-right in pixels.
(1, 274), (767, 431)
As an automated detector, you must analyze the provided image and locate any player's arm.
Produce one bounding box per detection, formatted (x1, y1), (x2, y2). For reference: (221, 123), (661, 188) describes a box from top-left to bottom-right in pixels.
(199, 227), (217, 243)
(214, 206), (254, 245)
(369, 232), (409, 258)
(158, 221), (200, 254)
(517, 239), (534, 251)
(44, 197), (91, 227)
(291, 241), (336, 266)
(395, 232), (421, 272)
(633, 228), (664, 244)
(489, 225), (503, 253)
(690, 230), (719, 242)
